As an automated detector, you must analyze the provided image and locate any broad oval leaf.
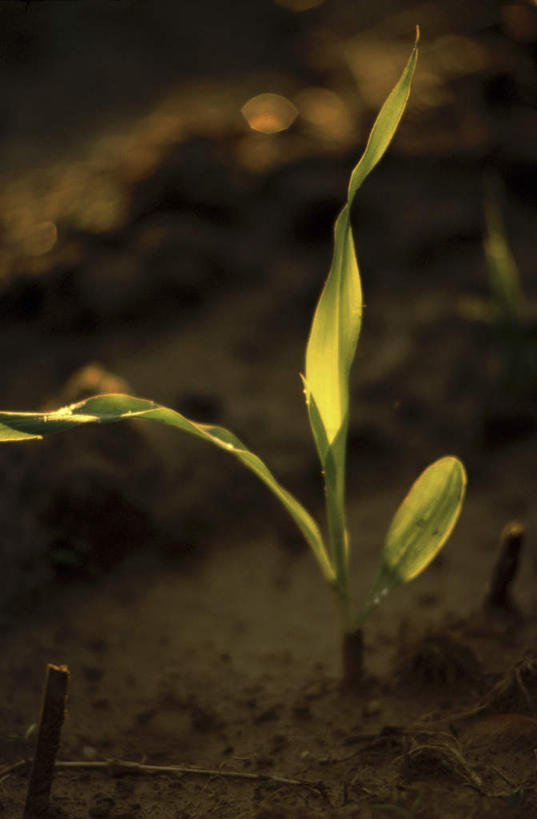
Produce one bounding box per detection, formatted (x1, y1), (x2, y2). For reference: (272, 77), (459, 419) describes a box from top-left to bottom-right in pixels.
(0, 393), (335, 584)
(357, 456), (466, 624)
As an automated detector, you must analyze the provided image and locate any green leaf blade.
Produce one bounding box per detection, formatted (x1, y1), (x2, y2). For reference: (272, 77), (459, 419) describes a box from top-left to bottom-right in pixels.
(484, 177), (525, 322)
(304, 206), (360, 450)
(0, 393), (335, 583)
(304, 30), (420, 594)
(358, 456), (466, 624)
(304, 29), (419, 459)
(347, 27), (420, 205)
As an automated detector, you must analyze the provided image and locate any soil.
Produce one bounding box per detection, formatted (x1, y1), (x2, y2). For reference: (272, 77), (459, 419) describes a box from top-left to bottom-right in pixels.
(1, 2), (537, 817)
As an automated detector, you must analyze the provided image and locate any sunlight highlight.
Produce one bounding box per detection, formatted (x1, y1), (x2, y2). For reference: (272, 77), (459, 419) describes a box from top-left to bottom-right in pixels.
(24, 221), (58, 257)
(241, 93), (298, 134)
(275, 0), (325, 10)
(295, 87), (353, 141)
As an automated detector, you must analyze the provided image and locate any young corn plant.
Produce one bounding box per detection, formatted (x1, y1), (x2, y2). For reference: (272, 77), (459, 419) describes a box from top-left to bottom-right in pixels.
(459, 176), (526, 328)
(483, 176), (526, 326)
(0, 31), (466, 685)
(459, 175), (536, 402)
(481, 176), (537, 398)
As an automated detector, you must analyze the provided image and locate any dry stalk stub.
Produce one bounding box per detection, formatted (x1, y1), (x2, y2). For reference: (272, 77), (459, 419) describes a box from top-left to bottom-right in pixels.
(23, 663), (69, 819)
(484, 520), (525, 613)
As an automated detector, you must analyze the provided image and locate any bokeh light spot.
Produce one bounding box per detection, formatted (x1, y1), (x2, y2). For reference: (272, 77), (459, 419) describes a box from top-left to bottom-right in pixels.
(275, 0), (325, 10)
(24, 221), (58, 257)
(502, 3), (537, 42)
(241, 93), (298, 134)
(295, 87), (353, 141)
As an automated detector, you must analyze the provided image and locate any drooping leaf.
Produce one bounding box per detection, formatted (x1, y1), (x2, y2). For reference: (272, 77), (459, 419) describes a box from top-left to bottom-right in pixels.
(357, 456), (466, 624)
(0, 393), (335, 583)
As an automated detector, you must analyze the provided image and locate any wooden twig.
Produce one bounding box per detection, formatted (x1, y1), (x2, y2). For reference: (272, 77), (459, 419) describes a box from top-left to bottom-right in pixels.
(0, 759), (28, 781)
(23, 664), (69, 819)
(2, 757), (317, 789)
(53, 759), (314, 787)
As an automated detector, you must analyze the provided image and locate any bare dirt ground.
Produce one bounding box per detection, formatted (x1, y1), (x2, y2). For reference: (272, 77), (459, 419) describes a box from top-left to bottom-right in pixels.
(1, 2), (537, 816)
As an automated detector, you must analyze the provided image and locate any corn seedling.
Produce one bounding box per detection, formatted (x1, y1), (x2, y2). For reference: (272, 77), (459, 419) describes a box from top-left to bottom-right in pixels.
(459, 175), (526, 325)
(482, 176), (537, 398)
(460, 175), (536, 401)
(0, 31), (466, 684)
(483, 176), (526, 326)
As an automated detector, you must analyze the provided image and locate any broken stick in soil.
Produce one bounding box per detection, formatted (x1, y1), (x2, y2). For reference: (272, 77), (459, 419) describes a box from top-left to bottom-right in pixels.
(484, 520), (525, 613)
(23, 663), (69, 819)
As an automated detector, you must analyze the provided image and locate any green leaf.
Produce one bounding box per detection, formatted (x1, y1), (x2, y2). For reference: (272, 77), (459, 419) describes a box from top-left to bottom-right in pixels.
(347, 28), (420, 203)
(304, 28), (419, 458)
(304, 205), (360, 455)
(0, 393), (335, 584)
(357, 456), (466, 625)
(484, 176), (525, 322)
(303, 30), (419, 591)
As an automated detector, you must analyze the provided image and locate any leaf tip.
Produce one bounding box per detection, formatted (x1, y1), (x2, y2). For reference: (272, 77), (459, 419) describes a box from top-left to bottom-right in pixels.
(443, 454), (468, 488)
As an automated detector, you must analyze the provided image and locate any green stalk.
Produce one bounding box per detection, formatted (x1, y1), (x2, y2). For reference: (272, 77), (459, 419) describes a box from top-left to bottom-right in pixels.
(325, 467), (351, 627)
(322, 431), (361, 684)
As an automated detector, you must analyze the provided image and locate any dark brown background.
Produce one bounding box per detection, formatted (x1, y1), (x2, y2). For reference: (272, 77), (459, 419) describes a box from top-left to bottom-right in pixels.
(1, 2), (537, 817)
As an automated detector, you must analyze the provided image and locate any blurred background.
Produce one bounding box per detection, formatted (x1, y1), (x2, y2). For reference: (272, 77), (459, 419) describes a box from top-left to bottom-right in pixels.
(1, 0), (537, 613)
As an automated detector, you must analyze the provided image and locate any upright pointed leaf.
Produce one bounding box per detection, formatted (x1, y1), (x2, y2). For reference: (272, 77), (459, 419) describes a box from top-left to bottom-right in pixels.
(0, 393), (335, 583)
(484, 177), (525, 322)
(304, 29), (419, 461)
(347, 28), (420, 203)
(303, 31), (419, 587)
(357, 456), (466, 624)
(304, 205), (360, 457)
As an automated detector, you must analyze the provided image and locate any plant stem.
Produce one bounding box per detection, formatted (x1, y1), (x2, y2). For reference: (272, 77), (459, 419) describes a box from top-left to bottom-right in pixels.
(326, 489), (348, 591)
(334, 574), (351, 625)
(342, 628), (364, 689)
(331, 525), (363, 687)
